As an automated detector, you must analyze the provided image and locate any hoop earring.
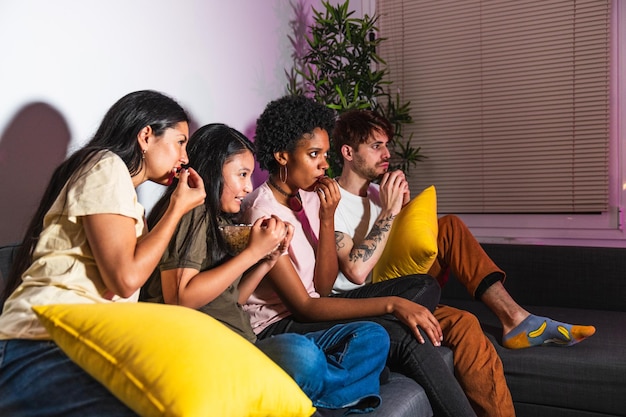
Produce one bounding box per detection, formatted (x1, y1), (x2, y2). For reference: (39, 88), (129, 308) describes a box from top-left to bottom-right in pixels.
(279, 165), (287, 183)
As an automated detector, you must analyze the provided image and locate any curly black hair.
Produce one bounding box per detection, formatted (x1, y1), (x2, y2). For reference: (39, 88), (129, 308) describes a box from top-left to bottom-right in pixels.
(254, 94), (336, 174)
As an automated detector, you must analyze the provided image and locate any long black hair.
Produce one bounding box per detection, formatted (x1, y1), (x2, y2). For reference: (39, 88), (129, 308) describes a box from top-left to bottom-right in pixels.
(147, 123), (254, 263)
(2, 90), (189, 302)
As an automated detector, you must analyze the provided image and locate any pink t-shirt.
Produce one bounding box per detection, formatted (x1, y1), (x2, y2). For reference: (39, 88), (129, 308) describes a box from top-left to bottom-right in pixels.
(239, 182), (320, 333)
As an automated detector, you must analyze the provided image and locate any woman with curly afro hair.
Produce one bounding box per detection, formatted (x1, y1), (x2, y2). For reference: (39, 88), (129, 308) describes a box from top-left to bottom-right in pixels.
(239, 94), (478, 417)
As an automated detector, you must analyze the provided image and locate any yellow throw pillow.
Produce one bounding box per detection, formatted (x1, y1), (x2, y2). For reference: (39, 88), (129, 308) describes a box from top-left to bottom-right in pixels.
(32, 302), (316, 417)
(373, 185), (438, 282)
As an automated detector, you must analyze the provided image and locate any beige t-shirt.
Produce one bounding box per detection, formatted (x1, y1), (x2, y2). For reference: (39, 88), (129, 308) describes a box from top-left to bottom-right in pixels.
(0, 151), (145, 340)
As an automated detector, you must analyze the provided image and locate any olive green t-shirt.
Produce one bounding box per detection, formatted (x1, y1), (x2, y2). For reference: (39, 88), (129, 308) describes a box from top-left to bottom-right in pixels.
(142, 205), (256, 343)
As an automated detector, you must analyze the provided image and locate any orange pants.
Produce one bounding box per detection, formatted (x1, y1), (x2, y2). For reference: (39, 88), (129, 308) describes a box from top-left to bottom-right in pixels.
(428, 214), (505, 297)
(435, 305), (515, 417)
(429, 215), (514, 416)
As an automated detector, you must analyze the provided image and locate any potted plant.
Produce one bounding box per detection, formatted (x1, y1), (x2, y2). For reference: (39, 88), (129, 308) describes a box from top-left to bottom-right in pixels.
(286, 0), (425, 176)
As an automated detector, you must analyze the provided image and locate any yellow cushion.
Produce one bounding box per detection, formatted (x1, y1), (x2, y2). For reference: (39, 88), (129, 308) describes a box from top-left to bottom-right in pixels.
(373, 185), (438, 282)
(32, 302), (316, 417)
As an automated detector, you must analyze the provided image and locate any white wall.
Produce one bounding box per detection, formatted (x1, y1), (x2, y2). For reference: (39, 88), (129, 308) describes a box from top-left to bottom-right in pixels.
(0, 0), (358, 245)
(3, 0), (621, 248)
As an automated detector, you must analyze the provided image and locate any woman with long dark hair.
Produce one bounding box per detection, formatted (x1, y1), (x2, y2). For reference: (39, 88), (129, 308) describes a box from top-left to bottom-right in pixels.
(141, 123), (390, 412)
(0, 90), (206, 416)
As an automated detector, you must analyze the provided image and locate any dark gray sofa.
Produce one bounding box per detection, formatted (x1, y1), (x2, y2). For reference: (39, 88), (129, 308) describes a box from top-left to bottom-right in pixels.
(320, 243), (626, 416)
(3, 242), (624, 417)
(443, 243), (626, 417)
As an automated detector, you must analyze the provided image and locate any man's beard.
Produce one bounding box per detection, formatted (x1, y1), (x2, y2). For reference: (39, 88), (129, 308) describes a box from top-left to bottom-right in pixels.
(353, 153), (388, 182)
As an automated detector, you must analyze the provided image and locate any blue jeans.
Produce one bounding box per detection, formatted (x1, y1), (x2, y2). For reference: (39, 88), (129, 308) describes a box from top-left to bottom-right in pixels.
(257, 321), (389, 410)
(0, 339), (137, 416)
(260, 275), (476, 417)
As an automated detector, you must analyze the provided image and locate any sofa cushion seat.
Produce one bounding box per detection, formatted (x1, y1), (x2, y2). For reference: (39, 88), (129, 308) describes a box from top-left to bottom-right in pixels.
(443, 299), (626, 417)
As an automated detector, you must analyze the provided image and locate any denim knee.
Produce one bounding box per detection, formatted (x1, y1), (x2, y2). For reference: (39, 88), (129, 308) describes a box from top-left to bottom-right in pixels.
(259, 323), (389, 410)
(256, 332), (325, 395)
(342, 321), (390, 360)
(308, 322), (388, 409)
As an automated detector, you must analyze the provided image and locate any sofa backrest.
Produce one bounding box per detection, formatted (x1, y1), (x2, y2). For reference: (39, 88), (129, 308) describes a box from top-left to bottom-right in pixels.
(442, 243), (626, 312)
(0, 243), (20, 311)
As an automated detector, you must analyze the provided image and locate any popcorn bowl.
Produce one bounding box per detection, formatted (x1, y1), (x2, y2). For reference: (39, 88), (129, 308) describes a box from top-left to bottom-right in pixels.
(219, 224), (252, 255)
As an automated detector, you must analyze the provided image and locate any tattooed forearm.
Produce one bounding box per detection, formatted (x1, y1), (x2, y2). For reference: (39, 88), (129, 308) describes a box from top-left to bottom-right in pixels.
(350, 242), (376, 263)
(368, 215), (394, 243)
(347, 214), (395, 264)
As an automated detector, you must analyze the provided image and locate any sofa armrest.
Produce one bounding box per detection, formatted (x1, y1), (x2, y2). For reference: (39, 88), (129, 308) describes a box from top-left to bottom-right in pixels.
(0, 243), (21, 310)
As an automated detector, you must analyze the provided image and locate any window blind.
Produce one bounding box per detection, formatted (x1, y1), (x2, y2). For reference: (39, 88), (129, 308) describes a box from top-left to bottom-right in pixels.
(378, 0), (611, 214)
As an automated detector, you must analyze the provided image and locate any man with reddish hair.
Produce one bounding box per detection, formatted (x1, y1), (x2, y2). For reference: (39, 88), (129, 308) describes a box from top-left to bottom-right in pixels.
(330, 109), (596, 417)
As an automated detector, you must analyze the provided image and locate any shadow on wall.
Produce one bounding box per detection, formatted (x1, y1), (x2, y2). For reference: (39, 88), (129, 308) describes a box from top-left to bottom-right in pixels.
(0, 102), (70, 246)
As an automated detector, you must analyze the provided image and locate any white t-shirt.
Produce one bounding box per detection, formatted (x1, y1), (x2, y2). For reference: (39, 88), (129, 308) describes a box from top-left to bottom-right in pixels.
(333, 183), (382, 294)
(0, 151), (145, 340)
(239, 182), (320, 334)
